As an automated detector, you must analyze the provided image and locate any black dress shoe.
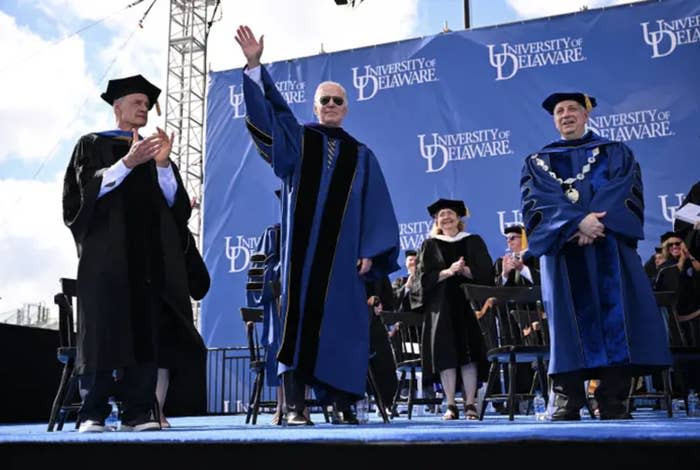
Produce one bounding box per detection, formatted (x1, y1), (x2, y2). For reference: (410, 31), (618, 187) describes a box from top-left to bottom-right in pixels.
(550, 407), (581, 421)
(599, 412), (632, 420)
(284, 412), (314, 426)
(598, 408), (632, 420)
(331, 410), (359, 425)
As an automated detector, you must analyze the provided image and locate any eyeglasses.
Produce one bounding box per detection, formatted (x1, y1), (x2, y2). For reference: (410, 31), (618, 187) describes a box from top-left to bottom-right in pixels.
(666, 242), (682, 248)
(506, 235), (521, 241)
(319, 95), (344, 106)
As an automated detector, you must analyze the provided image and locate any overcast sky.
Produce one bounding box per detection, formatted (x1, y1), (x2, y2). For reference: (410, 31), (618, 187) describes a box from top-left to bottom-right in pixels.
(0, 0), (643, 322)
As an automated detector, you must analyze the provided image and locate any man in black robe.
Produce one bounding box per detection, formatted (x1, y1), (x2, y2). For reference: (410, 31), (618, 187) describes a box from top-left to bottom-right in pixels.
(493, 225), (540, 287)
(62, 74), (205, 432)
(392, 250), (424, 313)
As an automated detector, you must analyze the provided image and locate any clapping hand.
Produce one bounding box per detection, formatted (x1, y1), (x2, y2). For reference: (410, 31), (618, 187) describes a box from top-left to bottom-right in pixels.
(153, 127), (175, 168)
(122, 128), (161, 169)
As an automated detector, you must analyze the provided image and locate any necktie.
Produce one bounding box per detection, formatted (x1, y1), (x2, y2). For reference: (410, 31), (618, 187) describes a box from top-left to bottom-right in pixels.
(327, 138), (336, 168)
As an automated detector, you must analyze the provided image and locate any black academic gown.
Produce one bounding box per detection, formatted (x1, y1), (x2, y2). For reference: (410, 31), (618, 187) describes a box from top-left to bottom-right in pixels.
(417, 233), (493, 385)
(392, 275), (424, 312)
(493, 253), (541, 287)
(62, 132), (205, 374)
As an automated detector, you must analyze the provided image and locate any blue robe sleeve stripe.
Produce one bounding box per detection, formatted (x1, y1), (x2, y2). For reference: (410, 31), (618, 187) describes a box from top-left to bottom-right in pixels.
(245, 116), (273, 146)
(277, 127), (325, 367)
(296, 134), (360, 377)
(589, 143), (645, 241)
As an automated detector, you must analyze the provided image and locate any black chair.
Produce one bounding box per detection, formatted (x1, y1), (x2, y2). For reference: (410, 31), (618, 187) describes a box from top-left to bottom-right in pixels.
(47, 278), (81, 431)
(240, 306), (334, 425)
(463, 284), (550, 421)
(239, 307), (279, 424)
(627, 291), (700, 416)
(379, 311), (442, 419)
(366, 359), (391, 423)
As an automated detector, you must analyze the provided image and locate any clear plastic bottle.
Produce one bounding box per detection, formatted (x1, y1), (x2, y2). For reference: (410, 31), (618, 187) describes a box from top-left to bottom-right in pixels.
(355, 394), (369, 424)
(105, 398), (120, 431)
(688, 389), (699, 417)
(533, 391), (547, 422)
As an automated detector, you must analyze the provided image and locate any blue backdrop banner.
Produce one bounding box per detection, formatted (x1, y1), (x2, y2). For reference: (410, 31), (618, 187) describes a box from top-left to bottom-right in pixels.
(202, 0), (700, 349)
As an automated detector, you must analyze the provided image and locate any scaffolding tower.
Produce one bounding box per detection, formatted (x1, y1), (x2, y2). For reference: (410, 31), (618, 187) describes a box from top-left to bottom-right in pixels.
(165, 0), (219, 325)
(165, 0), (218, 238)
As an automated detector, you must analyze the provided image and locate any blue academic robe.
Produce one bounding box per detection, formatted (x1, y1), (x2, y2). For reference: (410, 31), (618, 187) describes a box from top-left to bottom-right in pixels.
(247, 224), (282, 387)
(520, 131), (671, 376)
(243, 66), (401, 398)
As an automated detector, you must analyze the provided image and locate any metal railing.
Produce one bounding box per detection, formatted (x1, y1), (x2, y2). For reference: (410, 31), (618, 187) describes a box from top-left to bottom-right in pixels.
(206, 347), (277, 414)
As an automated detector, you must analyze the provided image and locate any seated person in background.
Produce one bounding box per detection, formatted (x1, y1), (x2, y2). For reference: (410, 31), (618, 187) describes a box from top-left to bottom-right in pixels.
(672, 181), (700, 320)
(654, 231), (696, 294)
(643, 245), (664, 287)
(392, 250), (423, 312)
(673, 180), (700, 389)
(494, 224), (540, 287)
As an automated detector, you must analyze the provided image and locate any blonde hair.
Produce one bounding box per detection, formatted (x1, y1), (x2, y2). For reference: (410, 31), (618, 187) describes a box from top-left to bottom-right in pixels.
(661, 238), (682, 260)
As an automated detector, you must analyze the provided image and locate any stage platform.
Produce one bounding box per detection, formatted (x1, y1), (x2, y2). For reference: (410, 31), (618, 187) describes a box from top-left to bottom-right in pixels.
(2, 410), (699, 468)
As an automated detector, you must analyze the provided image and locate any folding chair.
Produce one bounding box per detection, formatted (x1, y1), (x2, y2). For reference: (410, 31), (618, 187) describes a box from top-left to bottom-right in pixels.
(47, 278), (81, 431)
(628, 291), (700, 416)
(464, 284), (550, 421)
(379, 311), (442, 419)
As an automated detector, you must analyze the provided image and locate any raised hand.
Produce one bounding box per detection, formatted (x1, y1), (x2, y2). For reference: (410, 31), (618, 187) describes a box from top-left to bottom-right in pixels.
(235, 25), (264, 68)
(122, 128), (161, 169)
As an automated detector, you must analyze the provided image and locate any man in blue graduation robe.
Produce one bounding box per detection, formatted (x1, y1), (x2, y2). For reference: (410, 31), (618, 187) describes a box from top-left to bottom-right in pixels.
(520, 92), (671, 421)
(235, 25), (401, 425)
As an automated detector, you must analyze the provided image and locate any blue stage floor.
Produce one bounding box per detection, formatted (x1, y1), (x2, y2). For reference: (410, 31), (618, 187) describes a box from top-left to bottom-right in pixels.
(2, 410), (700, 445)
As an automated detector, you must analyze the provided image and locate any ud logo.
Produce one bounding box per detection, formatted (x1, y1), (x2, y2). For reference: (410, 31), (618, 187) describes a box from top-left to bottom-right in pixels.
(229, 84), (245, 119)
(418, 134), (449, 173)
(351, 66), (379, 102)
(487, 44), (518, 81)
(224, 235), (259, 273)
(659, 193), (685, 223)
(497, 210), (523, 235)
(641, 20), (677, 58)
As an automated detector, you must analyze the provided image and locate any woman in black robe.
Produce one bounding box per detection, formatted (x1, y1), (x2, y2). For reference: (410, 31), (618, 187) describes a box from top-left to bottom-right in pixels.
(417, 198), (493, 420)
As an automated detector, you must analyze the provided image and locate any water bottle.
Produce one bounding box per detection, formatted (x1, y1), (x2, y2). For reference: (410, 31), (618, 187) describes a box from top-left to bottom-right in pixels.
(688, 389), (699, 417)
(534, 391), (547, 422)
(105, 398), (120, 431)
(355, 394), (369, 424)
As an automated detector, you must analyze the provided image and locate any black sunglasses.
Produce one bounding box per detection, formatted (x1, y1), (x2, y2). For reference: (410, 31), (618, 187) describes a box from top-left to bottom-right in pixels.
(506, 235), (521, 241)
(666, 241), (682, 248)
(319, 95), (344, 106)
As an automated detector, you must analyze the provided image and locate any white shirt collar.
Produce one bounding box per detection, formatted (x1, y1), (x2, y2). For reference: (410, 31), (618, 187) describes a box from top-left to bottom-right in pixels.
(432, 231), (470, 242)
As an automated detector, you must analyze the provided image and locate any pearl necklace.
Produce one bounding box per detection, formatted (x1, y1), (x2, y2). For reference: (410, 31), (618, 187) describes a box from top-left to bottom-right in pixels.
(531, 147), (600, 203)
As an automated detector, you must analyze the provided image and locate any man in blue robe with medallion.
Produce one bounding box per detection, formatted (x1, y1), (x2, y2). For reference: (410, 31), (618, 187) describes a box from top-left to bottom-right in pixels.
(235, 26), (401, 425)
(520, 92), (671, 420)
